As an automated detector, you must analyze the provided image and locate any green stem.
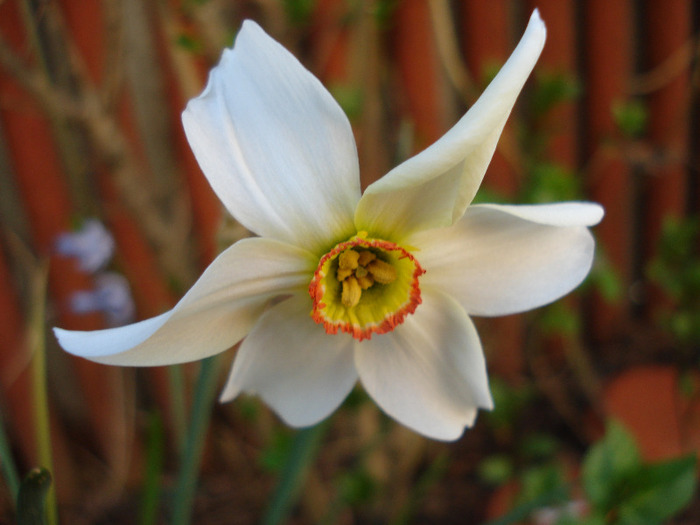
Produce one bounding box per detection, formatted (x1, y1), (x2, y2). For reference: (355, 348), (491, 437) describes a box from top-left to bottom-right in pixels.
(0, 410), (20, 501)
(138, 413), (164, 525)
(17, 467), (52, 525)
(261, 423), (328, 525)
(29, 262), (58, 525)
(171, 356), (220, 525)
(167, 365), (187, 453)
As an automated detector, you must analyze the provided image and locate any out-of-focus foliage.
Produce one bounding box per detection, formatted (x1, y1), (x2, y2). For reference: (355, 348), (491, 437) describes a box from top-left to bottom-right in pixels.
(648, 216), (700, 345)
(487, 421), (697, 525)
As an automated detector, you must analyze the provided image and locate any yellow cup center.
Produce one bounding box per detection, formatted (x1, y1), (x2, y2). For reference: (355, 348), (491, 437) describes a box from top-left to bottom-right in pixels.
(309, 233), (425, 340)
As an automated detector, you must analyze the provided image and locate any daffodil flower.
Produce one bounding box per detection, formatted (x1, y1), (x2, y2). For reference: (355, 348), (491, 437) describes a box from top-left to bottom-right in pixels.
(54, 10), (603, 440)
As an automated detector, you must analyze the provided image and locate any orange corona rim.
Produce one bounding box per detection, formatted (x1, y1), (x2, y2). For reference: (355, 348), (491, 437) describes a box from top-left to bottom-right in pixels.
(309, 232), (425, 341)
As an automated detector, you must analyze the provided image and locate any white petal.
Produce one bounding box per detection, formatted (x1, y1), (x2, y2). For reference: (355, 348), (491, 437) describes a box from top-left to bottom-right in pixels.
(53, 238), (316, 366)
(182, 21), (360, 252)
(355, 289), (492, 441)
(409, 203), (601, 316)
(221, 295), (358, 427)
(476, 201), (604, 227)
(355, 10), (546, 240)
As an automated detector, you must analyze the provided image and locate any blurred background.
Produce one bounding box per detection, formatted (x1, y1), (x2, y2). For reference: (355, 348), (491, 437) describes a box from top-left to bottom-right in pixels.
(1, 0), (699, 523)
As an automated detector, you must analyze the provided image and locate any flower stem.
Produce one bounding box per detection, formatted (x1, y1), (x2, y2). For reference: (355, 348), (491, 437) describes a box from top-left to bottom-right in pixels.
(28, 261), (58, 525)
(138, 412), (164, 525)
(261, 423), (328, 525)
(0, 411), (20, 501)
(170, 356), (220, 525)
(167, 365), (187, 452)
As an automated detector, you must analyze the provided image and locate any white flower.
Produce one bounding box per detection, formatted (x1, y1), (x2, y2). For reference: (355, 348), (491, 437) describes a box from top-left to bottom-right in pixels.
(54, 11), (603, 441)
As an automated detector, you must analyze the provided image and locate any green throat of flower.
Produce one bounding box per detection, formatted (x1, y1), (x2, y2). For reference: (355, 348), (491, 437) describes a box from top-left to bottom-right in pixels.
(309, 232), (425, 341)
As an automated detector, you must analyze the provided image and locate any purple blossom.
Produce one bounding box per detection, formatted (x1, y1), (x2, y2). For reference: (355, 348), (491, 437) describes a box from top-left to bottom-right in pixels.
(55, 219), (115, 273)
(70, 273), (135, 327)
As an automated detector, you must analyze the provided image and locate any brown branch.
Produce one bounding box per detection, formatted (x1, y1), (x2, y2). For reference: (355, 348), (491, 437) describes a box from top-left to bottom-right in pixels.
(0, 32), (196, 286)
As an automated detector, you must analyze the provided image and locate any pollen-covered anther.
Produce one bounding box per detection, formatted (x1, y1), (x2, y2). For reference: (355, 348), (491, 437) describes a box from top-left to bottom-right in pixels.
(338, 249), (360, 270)
(335, 249), (397, 305)
(341, 276), (362, 308)
(366, 259), (397, 284)
(357, 250), (376, 266)
(357, 274), (374, 289)
(309, 235), (425, 340)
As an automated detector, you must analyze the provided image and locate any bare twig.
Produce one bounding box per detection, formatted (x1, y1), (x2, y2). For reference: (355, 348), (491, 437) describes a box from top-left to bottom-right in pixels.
(428, 0), (478, 103)
(0, 27), (196, 286)
(629, 36), (697, 95)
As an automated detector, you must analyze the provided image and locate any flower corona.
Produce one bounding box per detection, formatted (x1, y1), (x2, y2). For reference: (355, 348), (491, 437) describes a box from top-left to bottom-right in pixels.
(309, 233), (425, 340)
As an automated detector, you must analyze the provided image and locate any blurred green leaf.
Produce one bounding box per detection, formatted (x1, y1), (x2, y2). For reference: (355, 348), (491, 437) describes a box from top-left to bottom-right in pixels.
(617, 455), (696, 525)
(588, 251), (623, 302)
(470, 186), (511, 205)
(283, 0), (316, 26)
(581, 420), (696, 525)
(262, 424), (327, 525)
(574, 515), (607, 525)
(538, 303), (580, 338)
(373, 0), (401, 27)
(259, 429), (294, 472)
(532, 71), (580, 117)
(478, 455), (514, 486)
(520, 433), (561, 461)
(612, 99), (648, 138)
(522, 163), (581, 204)
(339, 468), (377, 505)
(175, 34), (202, 53)
(329, 84), (364, 120)
(647, 216), (700, 344)
(518, 463), (568, 505)
(582, 420), (641, 510)
(486, 378), (535, 431)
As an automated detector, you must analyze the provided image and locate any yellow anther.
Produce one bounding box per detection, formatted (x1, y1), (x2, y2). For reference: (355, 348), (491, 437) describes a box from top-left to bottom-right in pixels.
(341, 276), (362, 308)
(357, 274), (374, 290)
(357, 250), (376, 266)
(366, 259), (397, 284)
(338, 250), (360, 270)
(336, 268), (353, 281)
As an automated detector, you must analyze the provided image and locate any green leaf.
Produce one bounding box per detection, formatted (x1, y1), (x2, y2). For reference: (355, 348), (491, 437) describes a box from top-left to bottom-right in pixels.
(478, 455), (514, 486)
(588, 251), (623, 302)
(581, 420), (641, 510)
(329, 84), (364, 120)
(262, 424), (328, 525)
(520, 433), (560, 461)
(612, 99), (648, 138)
(575, 514), (607, 525)
(339, 468), (377, 505)
(532, 71), (580, 117)
(518, 464), (568, 505)
(522, 162), (582, 204)
(616, 454), (697, 525)
(16, 468), (52, 525)
(283, 0), (316, 26)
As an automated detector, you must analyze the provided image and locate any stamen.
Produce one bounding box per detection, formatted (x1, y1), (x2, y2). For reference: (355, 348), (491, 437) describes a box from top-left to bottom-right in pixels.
(357, 274), (374, 289)
(336, 268), (353, 281)
(338, 250), (360, 270)
(309, 235), (425, 340)
(366, 259), (397, 284)
(341, 276), (362, 308)
(357, 251), (376, 266)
